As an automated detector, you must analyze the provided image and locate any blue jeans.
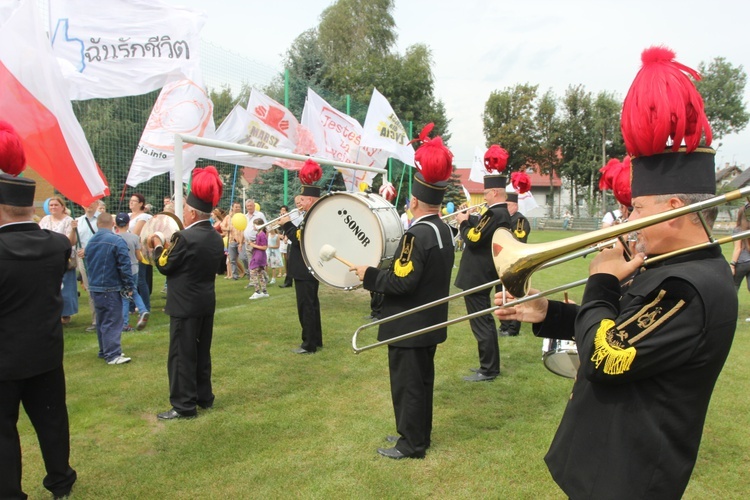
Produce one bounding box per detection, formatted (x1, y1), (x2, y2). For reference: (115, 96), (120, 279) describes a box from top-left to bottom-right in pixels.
(122, 271), (148, 328)
(228, 241), (242, 278)
(91, 291), (124, 362)
(137, 262), (151, 312)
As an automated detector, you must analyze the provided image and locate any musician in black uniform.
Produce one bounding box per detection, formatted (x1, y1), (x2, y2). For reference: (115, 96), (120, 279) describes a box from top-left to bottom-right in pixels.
(454, 145), (512, 381)
(352, 128), (454, 459)
(0, 124), (77, 499)
(495, 46), (736, 498)
(499, 176), (532, 337)
(152, 166), (225, 420)
(281, 160), (323, 354)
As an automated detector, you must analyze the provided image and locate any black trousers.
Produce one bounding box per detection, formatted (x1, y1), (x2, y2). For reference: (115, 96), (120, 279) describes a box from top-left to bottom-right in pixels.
(388, 345), (437, 457)
(0, 366), (77, 499)
(464, 290), (500, 376)
(168, 315), (215, 414)
(294, 279), (322, 352)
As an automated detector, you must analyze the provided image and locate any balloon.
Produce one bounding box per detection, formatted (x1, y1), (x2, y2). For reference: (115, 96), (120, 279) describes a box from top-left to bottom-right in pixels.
(441, 207), (448, 215)
(254, 202), (260, 212)
(43, 198), (51, 215)
(446, 202), (455, 214)
(231, 212), (247, 231)
(359, 182), (369, 192)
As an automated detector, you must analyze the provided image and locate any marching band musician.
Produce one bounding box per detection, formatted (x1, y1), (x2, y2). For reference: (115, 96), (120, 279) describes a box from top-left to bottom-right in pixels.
(351, 123), (455, 460)
(494, 46), (736, 498)
(280, 160), (323, 354)
(499, 171), (532, 337)
(453, 145), (512, 382)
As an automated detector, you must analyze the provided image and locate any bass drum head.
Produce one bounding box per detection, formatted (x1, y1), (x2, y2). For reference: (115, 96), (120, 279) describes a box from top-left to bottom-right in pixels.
(301, 192), (400, 290)
(542, 339), (579, 379)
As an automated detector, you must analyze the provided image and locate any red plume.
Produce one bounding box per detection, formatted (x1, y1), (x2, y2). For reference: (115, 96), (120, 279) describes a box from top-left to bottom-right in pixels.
(0, 121), (26, 176)
(191, 166), (223, 207)
(414, 136), (453, 184)
(408, 122), (435, 146)
(510, 171), (531, 194)
(599, 156), (632, 207)
(598, 158), (622, 191)
(484, 145), (509, 173)
(621, 46), (712, 156)
(299, 158), (322, 185)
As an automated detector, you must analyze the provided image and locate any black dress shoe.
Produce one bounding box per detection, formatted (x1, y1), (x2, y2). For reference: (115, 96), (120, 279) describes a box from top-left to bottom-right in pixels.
(498, 329), (510, 337)
(377, 447), (424, 459)
(278, 284), (292, 288)
(291, 347), (314, 354)
(463, 372), (497, 382)
(157, 409), (197, 420)
(197, 402), (214, 410)
(385, 435), (399, 443)
(469, 367), (481, 373)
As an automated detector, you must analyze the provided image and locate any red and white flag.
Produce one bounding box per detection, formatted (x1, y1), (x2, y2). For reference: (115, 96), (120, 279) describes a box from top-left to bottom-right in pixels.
(302, 88), (388, 191)
(126, 76), (215, 187)
(0, 0), (108, 206)
(361, 88), (414, 166)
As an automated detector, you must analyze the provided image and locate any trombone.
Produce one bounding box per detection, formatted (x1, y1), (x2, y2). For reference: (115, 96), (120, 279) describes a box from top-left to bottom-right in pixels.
(258, 209), (301, 231)
(352, 186), (750, 353)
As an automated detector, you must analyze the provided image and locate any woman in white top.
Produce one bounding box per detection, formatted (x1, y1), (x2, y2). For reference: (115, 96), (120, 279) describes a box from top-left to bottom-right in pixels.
(128, 193), (153, 312)
(39, 196), (78, 324)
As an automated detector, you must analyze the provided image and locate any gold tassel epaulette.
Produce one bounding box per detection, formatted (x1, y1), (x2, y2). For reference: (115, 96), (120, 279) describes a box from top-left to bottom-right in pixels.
(466, 213), (491, 242)
(158, 233), (180, 267)
(393, 233), (415, 277)
(514, 218), (526, 239)
(590, 319), (636, 375)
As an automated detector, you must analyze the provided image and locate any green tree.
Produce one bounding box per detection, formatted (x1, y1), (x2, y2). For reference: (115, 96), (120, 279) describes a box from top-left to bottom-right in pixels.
(592, 91), (624, 212)
(532, 89), (562, 216)
(482, 83), (540, 172)
(696, 57), (750, 142)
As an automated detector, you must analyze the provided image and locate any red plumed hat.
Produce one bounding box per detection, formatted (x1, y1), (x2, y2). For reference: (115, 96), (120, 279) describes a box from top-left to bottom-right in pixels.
(510, 171), (531, 194)
(622, 46), (716, 197)
(484, 144), (509, 189)
(0, 121), (26, 177)
(599, 156), (632, 207)
(187, 166), (223, 213)
(411, 123), (453, 205)
(299, 158), (323, 197)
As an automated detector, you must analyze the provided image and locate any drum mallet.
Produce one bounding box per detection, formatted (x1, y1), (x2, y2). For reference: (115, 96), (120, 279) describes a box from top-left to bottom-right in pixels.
(320, 244), (355, 268)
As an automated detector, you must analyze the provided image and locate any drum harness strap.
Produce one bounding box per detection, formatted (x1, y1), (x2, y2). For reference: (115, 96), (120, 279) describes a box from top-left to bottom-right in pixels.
(412, 220), (455, 250)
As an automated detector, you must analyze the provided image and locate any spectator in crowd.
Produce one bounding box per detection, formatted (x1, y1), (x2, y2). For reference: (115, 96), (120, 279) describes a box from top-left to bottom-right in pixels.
(85, 212), (135, 365)
(76, 199), (102, 331)
(129, 193), (153, 312)
(248, 218), (269, 300)
(267, 227), (283, 284)
(278, 204), (294, 288)
(39, 195), (78, 325)
(212, 208), (228, 277)
(0, 128), (78, 500)
(114, 213), (150, 332)
(730, 204), (750, 321)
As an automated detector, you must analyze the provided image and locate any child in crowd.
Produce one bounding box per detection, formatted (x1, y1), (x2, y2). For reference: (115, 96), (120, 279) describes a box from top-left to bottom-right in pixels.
(267, 228), (283, 284)
(114, 213), (149, 331)
(248, 218), (268, 300)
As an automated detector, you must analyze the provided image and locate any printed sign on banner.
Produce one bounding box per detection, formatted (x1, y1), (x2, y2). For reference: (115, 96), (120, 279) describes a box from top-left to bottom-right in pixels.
(49, 0), (206, 100)
(361, 88), (414, 167)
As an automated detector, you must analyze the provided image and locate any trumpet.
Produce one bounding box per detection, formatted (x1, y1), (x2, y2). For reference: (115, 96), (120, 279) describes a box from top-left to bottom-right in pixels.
(440, 203), (486, 221)
(352, 186), (750, 353)
(258, 209), (301, 231)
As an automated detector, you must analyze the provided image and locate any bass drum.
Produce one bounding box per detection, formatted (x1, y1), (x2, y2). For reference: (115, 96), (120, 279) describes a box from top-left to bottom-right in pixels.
(542, 338), (579, 379)
(301, 192), (403, 290)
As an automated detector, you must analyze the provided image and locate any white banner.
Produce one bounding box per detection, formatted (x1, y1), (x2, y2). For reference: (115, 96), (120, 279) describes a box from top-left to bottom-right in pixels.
(126, 77), (214, 187)
(361, 88), (414, 166)
(469, 146), (487, 183)
(302, 88), (388, 191)
(206, 89), (308, 170)
(49, 0), (205, 100)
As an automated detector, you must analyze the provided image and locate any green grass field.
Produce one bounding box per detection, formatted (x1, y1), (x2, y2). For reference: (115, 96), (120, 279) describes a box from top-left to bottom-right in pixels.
(17, 230), (750, 498)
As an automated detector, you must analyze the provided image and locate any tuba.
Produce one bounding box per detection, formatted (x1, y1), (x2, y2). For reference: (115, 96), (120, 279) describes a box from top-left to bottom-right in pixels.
(139, 212), (184, 265)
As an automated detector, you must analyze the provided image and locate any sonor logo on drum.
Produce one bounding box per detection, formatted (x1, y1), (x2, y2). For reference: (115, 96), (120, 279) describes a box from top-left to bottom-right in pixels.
(338, 209), (371, 247)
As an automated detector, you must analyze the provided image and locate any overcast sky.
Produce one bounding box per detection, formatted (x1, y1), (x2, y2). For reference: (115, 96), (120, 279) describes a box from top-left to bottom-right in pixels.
(175, 0), (750, 170)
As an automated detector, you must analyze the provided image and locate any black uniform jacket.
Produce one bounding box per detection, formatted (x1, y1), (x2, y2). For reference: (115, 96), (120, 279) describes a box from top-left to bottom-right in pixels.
(363, 214), (455, 348)
(454, 203), (511, 289)
(510, 211), (531, 243)
(0, 222), (71, 380)
(154, 219), (224, 318)
(282, 217), (315, 281)
(533, 247), (736, 499)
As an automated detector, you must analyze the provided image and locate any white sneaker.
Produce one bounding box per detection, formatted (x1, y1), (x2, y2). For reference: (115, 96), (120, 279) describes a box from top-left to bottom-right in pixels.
(249, 292), (263, 300)
(261, 292), (269, 298)
(136, 311), (150, 330)
(745, 317), (750, 322)
(269, 278), (276, 284)
(107, 354), (132, 365)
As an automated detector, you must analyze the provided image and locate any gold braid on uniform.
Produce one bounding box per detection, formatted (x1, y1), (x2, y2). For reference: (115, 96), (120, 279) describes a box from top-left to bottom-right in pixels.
(393, 233), (415, 277)
(466, 213), (491, 242)
(591, 319), (636, 375)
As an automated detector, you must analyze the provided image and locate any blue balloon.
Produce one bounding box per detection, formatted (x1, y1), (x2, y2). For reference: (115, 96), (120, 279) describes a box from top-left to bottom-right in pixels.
(43, 198), (51, 215)
(446, 201), (455, 214)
